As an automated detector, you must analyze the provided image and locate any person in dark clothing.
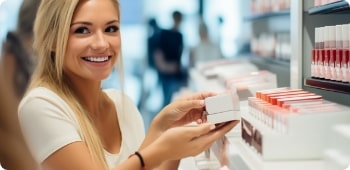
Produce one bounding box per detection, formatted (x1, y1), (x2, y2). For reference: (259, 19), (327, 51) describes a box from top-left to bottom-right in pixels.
(138, 18), (162, 113)
(147, 18), (161, 69)
(154, 10), (186, 108)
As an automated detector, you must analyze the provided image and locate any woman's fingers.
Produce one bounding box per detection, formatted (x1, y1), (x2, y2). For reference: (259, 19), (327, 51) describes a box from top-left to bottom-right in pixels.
(186, 123), (216, 138)
(155, 121), (239, 160)
(163, 99), (205, 122)
(180, 91), (217, 100)
(184, 121), (238, 141)
(192, 120), (240, 144)
(183, 121), (239, 156)
(171, 99), (205, 112)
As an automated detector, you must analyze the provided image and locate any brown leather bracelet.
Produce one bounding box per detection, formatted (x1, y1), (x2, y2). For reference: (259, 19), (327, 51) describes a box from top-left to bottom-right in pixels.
(129, 151), (146, 170)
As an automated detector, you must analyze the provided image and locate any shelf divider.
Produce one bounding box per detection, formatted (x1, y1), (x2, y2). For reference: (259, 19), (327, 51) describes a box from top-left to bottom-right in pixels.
(244, 10), (290, 21)
(308, 0), (350, 15)
(304, 77), (350, 94)
(245, 54), (290, 67)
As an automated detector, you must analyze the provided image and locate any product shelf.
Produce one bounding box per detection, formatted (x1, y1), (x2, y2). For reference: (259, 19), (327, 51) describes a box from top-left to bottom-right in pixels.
(247, 54), (290, 68)
(244, 10), (290, 21)
(308, 0), (350, 15)
(241, 54), (290, 87)
(304, 77), (350, 94)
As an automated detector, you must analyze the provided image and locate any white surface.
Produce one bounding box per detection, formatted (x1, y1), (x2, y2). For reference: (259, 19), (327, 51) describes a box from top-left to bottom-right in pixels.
(179, 133), (326, 170)
(179, 157), (198, 170)
(207, 110), (240, 124)
(227, 137), (325, 170)
(205, 93), (236, 114)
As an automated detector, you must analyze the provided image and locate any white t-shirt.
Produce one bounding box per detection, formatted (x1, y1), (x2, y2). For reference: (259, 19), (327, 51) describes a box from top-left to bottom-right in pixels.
(18, 87), (145, 169)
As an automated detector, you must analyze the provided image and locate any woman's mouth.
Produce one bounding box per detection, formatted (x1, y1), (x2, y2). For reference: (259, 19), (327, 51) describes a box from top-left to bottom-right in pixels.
(82, 56), (111, 63)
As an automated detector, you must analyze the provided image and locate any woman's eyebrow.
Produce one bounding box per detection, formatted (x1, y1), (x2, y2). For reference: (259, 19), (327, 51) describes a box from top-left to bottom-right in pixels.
(71, 19), (119, 26)
(71, 21), (91, 26)
(106, 20), (119, 25)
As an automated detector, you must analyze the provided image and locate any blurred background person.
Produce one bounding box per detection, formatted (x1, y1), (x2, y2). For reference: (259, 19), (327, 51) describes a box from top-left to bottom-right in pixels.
(138, 18), (162, 115)
(189, 19), (223, 68)
(0, 0), (40, 169)
(0, 0), (39, 100)
(137, 18), (163, 130)
(139, 18), (162, 108)
(154, 10), (187, 108)
(147, 18), (161, 73)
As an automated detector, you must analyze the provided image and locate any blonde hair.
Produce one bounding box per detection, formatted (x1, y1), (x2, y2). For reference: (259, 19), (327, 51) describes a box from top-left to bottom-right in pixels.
(29, 0), (123, 169)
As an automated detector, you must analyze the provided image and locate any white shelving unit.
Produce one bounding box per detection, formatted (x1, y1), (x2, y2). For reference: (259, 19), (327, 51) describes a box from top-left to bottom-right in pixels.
(179, 1), (350, 169)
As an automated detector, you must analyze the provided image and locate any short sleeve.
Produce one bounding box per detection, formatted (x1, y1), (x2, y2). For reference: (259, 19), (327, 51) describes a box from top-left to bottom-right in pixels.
(18, 89), (82, 163)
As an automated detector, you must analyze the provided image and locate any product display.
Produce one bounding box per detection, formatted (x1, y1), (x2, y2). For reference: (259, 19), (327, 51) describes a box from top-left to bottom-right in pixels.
(242, 88), (350, 160)
(312, 24), (350, 82)
(189, 59), (278, 101)
(314, 0), (342, 7)
(183, 1), (350, 170)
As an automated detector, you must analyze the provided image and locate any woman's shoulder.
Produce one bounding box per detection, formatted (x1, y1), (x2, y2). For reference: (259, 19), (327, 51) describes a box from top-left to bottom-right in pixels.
(19, 87), (64, 109)
(23, 87), (59, 98)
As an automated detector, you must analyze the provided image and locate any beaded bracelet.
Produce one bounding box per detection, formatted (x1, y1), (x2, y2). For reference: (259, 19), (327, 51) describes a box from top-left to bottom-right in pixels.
(129, 151), (146, 170)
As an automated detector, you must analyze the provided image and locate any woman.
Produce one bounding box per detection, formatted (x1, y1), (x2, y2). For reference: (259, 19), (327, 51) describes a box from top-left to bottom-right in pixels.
(18, 0), (239, 169)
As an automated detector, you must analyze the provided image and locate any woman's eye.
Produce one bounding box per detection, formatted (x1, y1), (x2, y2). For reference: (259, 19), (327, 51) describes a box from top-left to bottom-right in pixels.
(74, 27), (89, 34)
(106, 26), (119, 33)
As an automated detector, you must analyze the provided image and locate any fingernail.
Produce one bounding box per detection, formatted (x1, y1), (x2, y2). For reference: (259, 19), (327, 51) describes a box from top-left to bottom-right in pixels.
(210, 124), (216, 130)
(199, 100), (205, 105)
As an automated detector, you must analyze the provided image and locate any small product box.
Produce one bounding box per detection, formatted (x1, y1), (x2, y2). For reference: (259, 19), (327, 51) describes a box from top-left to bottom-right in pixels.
(205, 92), (240, 124)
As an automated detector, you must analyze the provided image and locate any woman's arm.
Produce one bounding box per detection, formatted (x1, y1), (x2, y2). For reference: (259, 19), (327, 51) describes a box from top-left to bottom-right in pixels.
(40, 122), (225, 170)
(26, 91), (238, 170)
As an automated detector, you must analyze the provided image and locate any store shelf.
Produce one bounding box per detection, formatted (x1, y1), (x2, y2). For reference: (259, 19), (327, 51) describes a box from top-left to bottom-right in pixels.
(244, 10), (290, 21)
(304, 77), (350, 94)
(246, 54), (290, 68)
(243, 54), (290, 87)
(308, 0), (350, 15)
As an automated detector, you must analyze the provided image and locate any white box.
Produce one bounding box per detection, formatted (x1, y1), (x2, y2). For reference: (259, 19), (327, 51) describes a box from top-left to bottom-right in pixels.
(205, 93), (240, 124)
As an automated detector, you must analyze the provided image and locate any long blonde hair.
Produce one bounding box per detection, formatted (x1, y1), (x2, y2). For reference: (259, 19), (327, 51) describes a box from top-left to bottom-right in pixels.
(29, 0), (123, 169)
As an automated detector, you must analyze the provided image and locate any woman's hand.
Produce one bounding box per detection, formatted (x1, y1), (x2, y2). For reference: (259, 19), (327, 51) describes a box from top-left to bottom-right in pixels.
(141, 91), (216, 150)
(152, 91), (217, 131)
(139, 120), (240, 168)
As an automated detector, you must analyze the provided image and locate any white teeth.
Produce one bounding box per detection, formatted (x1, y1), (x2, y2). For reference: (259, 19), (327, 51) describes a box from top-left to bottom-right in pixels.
(85, 56), (109, 62)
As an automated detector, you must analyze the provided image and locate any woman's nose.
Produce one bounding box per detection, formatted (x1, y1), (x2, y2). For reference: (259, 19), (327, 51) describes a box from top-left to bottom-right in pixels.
(91, 31), (108, 51)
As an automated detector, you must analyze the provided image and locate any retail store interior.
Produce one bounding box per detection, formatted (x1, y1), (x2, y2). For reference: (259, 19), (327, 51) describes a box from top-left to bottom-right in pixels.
(2, 0), (350, 169)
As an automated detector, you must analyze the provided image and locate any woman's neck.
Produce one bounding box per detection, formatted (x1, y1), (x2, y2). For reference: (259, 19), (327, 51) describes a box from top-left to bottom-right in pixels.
(65, 75), (105, 117)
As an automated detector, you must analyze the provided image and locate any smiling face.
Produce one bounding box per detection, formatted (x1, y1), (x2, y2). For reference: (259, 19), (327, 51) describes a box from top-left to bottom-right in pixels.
(64, 0), (120, 82)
